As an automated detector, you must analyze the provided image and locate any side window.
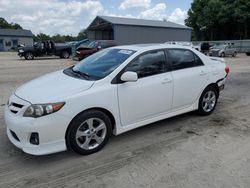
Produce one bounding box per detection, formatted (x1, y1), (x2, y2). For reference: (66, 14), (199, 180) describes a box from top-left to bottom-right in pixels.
(99, 42), (107, 48)
(194, 54), (204, 66)
(168, 49), (203, 71)
(125, 50), (166, 78)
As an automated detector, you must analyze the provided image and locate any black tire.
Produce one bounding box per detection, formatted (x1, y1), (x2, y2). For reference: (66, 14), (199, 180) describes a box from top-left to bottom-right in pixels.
(232, 52), (237, 57)
(61, 50), (70, 59)
(221, 52), (225, 57)
(66, 110), (112, 155)
(24, 52), (34, 60)
(197, 86), (218, 116)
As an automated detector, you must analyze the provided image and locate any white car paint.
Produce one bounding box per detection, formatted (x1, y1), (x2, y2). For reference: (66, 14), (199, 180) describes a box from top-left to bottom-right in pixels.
(5, 44), (228, 155)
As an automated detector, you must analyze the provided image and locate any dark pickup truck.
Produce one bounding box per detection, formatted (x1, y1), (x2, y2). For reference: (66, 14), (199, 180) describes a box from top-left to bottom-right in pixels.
(18, 41), (71, 60)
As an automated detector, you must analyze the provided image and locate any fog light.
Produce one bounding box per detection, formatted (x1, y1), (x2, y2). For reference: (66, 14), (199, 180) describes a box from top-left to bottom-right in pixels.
(30, 133), (39, 145)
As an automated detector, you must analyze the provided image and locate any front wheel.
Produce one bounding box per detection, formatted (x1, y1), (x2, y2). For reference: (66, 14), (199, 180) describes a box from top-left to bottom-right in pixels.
(24, 52), (34, 60)
(221, 52), (225, 57)
(232, 52), (237, 57)
(198, 86), (218, 115)
(66, 110), (112, 155)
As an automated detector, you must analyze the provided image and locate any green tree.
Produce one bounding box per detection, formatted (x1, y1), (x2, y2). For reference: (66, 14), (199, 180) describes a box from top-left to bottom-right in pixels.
(0, 17), (22, 29)
(77, 29), (87, 41)
(34, 33), (51, 42)
(185, 0), (250, 40)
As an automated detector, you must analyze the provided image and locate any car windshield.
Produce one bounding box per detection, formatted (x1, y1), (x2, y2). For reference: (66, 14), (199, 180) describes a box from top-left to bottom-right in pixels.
(88, 41), (98, 48)
(72, 48), (136, 80)
(213, 45), (225, 49)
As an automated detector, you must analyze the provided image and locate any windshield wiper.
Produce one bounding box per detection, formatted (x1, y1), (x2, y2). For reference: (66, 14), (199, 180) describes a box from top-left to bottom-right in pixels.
(71, 67), (90, 79)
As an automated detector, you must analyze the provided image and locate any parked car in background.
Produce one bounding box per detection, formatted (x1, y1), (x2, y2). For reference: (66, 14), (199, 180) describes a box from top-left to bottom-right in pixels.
(165, 41), (194, 47)
(200, 42), (213, 54)
(18, 41), (72, 60)
(193, 43), (201, 51)
(68, 39), (92, 58)
(5, 44), (229, 155)
(210, 44), (237, 57)
(76, 40), (116, 60)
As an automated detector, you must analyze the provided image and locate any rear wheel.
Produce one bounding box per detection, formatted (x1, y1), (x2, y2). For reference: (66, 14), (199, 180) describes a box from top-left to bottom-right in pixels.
(66, 110), (112, 155)
(221, 52), (225, 57)
(198, 86), (218, 115)
(61, 50), (70, 59)
(24, 52), (34, 60)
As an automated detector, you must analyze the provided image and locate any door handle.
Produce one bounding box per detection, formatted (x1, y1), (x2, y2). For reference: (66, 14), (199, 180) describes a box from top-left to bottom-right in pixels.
(162, 78), (172, 84)
(199, 71), (207, 76)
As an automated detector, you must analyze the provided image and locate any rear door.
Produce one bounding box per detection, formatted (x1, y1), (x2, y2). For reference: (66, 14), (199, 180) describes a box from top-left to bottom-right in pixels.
(167, 49), (209, 110)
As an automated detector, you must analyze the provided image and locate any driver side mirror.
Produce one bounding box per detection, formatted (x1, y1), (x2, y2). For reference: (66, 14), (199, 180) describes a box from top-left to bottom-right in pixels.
(120, 71), (138, 82)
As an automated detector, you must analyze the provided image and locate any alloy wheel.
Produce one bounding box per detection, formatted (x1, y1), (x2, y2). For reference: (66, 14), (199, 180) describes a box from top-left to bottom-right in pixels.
(202, 90), (216, 113)
(75, 118), (107, 150)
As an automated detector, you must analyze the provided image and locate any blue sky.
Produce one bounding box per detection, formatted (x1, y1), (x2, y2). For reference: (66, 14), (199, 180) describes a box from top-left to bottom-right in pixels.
(100, 0), (192, 16)
(0, 0), (192, 36)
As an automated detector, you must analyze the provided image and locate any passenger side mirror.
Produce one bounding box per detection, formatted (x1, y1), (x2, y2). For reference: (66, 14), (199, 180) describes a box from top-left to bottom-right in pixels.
(120, 71), (138, 82)
(97, 46), (102, 49)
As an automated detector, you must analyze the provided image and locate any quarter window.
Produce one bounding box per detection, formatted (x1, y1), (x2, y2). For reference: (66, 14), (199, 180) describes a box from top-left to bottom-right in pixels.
(168, 49), (203, 70)
(125, 50), (166, 78)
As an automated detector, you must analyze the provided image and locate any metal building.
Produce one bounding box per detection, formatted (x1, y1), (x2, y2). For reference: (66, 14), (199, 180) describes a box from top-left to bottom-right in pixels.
(87, 16), (192, 45)
(0, 29), (33, 51)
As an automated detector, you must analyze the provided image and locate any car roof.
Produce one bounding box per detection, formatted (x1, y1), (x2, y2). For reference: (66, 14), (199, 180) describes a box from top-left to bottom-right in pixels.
(112, 43), (193, 52)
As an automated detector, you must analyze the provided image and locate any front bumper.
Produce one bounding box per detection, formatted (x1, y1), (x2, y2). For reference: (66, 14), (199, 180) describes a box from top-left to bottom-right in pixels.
(4, 94), (71, 155)
(18, 52), (24, 57)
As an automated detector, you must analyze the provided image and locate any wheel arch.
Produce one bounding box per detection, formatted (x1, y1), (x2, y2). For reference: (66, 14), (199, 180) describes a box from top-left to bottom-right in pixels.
(207, 83), (219, 96)
(65, 107), (116, 143)
(61, 48), (71, 54)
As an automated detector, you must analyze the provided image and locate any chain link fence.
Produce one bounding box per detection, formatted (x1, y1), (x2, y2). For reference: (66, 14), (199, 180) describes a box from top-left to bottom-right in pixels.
(192, 40), (250, 53)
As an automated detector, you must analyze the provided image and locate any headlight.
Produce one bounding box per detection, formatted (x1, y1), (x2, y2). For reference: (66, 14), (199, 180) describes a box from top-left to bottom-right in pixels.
(23, 102), (65, 118)
(19, 49), (24, 53)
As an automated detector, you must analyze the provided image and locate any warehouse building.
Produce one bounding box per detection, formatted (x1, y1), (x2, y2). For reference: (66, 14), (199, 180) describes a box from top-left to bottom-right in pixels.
(0, 29), (33, 51)
(87, 16), (192, 45)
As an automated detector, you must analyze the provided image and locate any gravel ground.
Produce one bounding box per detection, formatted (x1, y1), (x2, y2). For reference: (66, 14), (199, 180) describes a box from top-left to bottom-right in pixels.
(0, 52), (250, 188)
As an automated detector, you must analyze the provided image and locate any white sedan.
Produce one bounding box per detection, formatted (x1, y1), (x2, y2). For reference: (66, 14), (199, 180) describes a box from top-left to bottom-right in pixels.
(5, 44), (229, 155)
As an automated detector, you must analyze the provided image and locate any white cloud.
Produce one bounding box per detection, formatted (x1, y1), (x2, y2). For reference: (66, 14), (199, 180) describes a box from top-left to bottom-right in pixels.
(0, 0), (104, 35)
(119, 0), (151, 10)
(0, 0), (188, 36)
(138, 3), (167, 20)
(167, 8), (187, 25)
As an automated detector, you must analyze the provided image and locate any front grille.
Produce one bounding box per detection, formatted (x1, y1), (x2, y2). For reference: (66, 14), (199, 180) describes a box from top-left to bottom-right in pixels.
(10, 110), (18, 114)
(8, 102), (24, 114)
(12, 103), (24, 108)
(212, 51), (219, 57)
(10, 130), (20, 142)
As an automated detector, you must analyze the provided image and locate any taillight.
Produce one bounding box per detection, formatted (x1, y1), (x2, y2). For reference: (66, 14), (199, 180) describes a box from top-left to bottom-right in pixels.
(225, 65), (229, 75)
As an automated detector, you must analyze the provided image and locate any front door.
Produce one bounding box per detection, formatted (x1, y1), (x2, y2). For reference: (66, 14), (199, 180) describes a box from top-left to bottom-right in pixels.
(118, 50), (173, 126)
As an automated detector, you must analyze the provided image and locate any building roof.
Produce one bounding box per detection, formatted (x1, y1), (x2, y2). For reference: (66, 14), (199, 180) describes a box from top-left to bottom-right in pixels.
(94, 16), (191, 30)
(0, 29), (33, 37)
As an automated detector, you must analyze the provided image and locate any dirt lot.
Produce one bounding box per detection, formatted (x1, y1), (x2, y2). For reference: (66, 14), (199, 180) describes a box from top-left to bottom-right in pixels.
(0, 52), (250, 188)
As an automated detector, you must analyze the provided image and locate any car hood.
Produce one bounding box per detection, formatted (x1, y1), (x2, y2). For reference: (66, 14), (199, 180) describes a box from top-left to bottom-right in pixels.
(211, 48), (223, 51)
(15, 70), (94, 103)
(18, 45), (34, 51)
